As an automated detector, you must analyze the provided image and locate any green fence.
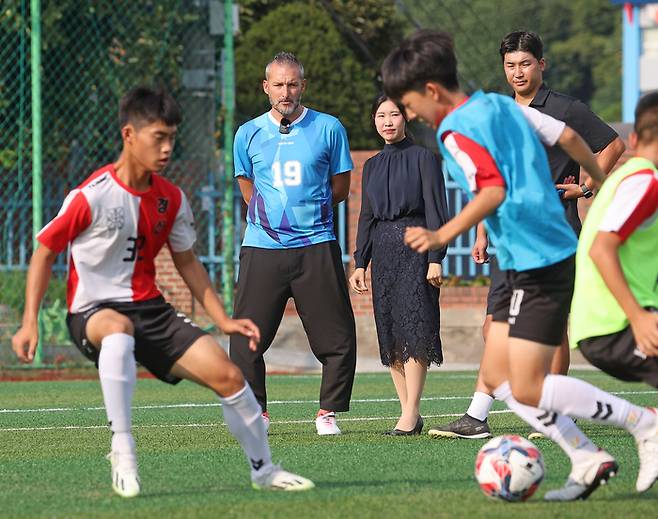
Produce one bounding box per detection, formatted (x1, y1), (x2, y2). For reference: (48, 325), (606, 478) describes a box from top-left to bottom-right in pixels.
(0, 0), (237, 365)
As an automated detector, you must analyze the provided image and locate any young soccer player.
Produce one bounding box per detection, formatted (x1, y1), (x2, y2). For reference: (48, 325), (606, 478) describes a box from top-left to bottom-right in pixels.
(570, 92), (658, 391)
(381, 30), (658, 500)
(11, 87), (314, 498)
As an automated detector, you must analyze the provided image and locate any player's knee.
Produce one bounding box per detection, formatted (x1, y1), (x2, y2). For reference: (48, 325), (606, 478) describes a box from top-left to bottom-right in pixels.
(210, 363), (245, 395)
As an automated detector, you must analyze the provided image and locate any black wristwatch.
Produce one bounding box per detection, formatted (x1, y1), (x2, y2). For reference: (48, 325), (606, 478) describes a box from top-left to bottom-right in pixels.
(580, 184), (594, 199)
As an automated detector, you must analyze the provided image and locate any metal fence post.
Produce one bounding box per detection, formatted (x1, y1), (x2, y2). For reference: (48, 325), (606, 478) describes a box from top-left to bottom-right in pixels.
(221, 0), (236, 314)
(31, 0), (43, 366)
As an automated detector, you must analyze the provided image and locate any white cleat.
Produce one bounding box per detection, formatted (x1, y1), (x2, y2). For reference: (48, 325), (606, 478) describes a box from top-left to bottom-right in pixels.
(315, 412), (341, 436)
(635, 408), (658, 493)
(107, 451), (141, 498)
(251, 464), (315, 491)
(544, 449), (618, 501)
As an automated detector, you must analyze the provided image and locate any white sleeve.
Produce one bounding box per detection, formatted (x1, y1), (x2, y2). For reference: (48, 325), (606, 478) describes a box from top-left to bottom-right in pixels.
(168, 189), (197, 252)
(517, 104), (566, 146)
(599, 173), (657, 238)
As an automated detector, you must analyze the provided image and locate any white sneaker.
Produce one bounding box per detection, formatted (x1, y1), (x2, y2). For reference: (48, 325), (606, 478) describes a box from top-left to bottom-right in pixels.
(635, 408), (658, 493)
(315, 412), (341, 435)
(544, 449), (618, 501)
(107, 451), (141, 498)
(251, 464), (315, 491)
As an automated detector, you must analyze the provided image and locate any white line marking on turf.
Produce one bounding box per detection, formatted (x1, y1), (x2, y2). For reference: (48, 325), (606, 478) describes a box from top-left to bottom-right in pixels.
(0, 410), (515, 433)
(1, 390), (654, 415)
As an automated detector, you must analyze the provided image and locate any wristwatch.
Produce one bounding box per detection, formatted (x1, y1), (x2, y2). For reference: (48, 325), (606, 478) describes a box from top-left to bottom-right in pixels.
(580, 184), (594, 199)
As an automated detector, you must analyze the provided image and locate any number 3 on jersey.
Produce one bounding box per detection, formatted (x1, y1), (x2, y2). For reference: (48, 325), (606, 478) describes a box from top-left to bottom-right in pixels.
(272, 160), (302, 187)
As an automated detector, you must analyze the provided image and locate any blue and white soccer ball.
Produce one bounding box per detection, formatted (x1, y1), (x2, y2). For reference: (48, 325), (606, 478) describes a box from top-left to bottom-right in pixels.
(475, 435), (545, 502)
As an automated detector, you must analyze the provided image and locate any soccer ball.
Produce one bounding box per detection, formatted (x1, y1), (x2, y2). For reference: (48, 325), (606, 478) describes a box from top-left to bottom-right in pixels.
(475, 435), (544, 502)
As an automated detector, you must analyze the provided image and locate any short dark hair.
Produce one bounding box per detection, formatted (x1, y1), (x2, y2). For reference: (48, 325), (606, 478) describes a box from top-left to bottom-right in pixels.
(371, 93), (407, 124)
(119, 86), (182, 129)
(634, 91), (658, 144)
(499, 31), (543, 62)
(381, 30), (459, 101)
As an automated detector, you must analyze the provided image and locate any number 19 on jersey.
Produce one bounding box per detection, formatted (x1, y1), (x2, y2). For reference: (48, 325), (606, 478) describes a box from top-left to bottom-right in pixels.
(272, 160), (302, 187)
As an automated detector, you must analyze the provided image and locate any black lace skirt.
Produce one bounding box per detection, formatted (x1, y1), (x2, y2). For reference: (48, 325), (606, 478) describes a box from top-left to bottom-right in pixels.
(371, 216), (443, 367)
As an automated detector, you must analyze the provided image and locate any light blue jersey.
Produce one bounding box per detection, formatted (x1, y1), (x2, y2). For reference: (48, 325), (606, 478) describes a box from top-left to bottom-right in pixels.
(234, 107), (353, 248)
(437, 91), (577, 271)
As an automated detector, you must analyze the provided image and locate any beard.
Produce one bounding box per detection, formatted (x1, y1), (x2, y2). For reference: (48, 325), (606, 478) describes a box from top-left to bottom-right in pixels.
(271, 96), (301, 117)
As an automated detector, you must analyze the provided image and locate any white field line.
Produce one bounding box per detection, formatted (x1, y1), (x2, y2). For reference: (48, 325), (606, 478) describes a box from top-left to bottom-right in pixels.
(0, 390), (655, 415)
(0, 410), (515, 433)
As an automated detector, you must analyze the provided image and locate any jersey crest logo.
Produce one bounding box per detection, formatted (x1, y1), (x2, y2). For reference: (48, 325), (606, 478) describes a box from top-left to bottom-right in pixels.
(154, 220), (166, 234)
(105, 207), (125, 231)
(157, 198), (169, 213)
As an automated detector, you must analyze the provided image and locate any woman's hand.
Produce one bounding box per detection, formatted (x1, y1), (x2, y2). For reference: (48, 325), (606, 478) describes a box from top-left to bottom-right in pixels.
(427, 263), (443, 288)
(349, 268), (369, 294)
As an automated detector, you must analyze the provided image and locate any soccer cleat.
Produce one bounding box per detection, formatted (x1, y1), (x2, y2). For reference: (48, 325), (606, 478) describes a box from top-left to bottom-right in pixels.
(528, 430), (545, 441)
(251, 464), (315, 491)
(634, 408), (658, 493)
(428, 414), (491, 439)
(544, 450), (618, 501)
(107, 451), (141, 498)
(315, 411), (341, 436)
(262, 411), (270, 432)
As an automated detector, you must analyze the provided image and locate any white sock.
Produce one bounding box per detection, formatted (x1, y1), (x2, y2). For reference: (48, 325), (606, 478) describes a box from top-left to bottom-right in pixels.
(540, 374), (655, 437)
(494, 381), (599, 466)
(466, 392), (494, 422)
(98, 333), (137, 454)
(220, 383), (272, 477)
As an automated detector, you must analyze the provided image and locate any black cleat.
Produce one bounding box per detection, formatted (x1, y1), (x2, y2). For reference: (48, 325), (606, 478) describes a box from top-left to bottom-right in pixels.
(427, 413), (492, 439)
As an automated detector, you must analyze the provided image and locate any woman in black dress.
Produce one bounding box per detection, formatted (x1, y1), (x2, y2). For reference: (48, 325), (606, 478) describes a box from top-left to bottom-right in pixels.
(349, 94), (449, 435)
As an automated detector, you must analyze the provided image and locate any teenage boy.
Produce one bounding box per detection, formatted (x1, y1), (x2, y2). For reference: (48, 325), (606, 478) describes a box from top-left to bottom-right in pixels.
(432, 30), (625, 441)
(381, 30), (658, 500)
(12, 87), (314, 498)
(571, 92), (658, 390)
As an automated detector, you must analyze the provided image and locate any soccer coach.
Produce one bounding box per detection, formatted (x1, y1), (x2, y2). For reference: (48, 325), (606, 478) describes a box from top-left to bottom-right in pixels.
(229, 52), (357, 436)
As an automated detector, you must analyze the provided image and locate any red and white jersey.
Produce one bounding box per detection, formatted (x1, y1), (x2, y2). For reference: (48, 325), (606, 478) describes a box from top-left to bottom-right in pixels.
(38, 164), (196, 313)
(599, 169), (658, 242)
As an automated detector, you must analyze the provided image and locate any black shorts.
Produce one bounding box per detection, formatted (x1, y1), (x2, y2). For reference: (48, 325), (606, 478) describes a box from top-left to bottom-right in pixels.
(489, 255), (575, 346)
(486, 257), (506, 316)
(579, 311), (658, 388)
(67, 296), (208, 384)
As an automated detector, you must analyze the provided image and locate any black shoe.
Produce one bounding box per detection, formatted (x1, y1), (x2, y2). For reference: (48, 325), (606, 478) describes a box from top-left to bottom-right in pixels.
(384, 416), (424, 436)
(427, 413), (491, 439)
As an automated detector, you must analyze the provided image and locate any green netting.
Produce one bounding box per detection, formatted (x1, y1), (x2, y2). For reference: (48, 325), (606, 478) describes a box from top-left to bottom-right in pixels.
(0, 0), (231, 364)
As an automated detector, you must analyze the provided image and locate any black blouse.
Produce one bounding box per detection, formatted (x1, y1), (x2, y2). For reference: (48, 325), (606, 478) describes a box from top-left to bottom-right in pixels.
(354, 138), (450, 269)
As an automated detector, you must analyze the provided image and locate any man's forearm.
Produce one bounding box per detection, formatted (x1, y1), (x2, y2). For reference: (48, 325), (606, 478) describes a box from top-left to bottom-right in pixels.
(558, 127), (606, 187)
(22, 247), (55, 326)
(438, 186), (504, 244)
(584, 137), (625, 190)
(177, 257), (230, 326)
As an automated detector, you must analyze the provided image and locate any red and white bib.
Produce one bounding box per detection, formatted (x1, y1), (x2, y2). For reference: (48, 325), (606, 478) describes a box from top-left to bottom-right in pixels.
(38, 164), (196, 312)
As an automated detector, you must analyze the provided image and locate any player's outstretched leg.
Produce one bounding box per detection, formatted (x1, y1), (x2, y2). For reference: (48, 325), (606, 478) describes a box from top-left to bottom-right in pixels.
(539, 374), (658, 493)
(171, 336), (314, 491)
(493, 381), (618, 501)
(86, 310), (141, 498)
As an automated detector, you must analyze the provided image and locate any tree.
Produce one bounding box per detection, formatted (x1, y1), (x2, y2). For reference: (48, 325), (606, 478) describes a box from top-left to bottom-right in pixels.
(235, 1), (389, 149)
(398, 0), (621, 120)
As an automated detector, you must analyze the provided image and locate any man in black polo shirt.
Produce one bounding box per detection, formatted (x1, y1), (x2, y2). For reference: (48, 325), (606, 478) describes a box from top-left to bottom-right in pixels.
(428, 30), (625, 440)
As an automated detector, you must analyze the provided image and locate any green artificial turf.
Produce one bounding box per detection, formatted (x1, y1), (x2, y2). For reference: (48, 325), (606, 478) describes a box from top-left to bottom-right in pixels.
(0, 371), (656, 518)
